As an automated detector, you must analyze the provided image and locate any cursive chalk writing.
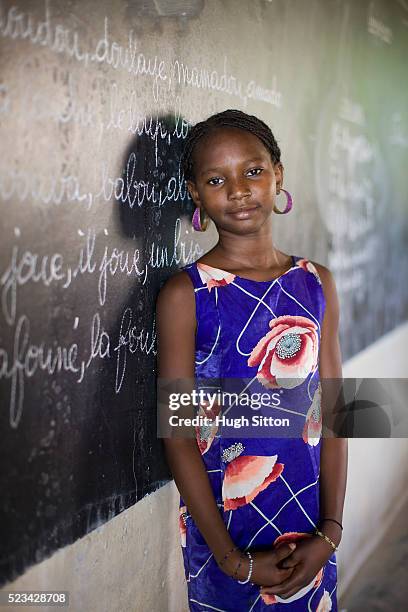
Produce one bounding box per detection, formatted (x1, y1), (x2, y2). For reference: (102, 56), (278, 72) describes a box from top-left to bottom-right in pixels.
(0, 314), (82, 428)
(114, 306), (156, 393)
(0, 0), (89, 64)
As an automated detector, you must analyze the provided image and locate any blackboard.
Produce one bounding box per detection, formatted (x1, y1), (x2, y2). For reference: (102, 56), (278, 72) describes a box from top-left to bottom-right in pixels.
(1, 0), (407, 585)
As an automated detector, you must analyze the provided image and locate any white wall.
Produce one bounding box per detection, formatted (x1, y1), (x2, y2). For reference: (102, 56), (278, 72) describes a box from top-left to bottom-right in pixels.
(3, 323), (408, 611)
(336, 322), (408, 599)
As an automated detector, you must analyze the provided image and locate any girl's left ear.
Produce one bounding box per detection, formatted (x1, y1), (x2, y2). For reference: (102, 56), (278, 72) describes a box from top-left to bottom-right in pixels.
(186, 180), (200, 205)
(275, 163), (284, 190)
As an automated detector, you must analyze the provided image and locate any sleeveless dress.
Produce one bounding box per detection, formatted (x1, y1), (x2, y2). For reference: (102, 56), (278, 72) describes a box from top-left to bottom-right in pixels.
(177, 255), (338, 612)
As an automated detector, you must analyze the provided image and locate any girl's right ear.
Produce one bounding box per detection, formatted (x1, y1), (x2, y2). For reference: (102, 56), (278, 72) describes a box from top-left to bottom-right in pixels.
(186, 180), (200, 205)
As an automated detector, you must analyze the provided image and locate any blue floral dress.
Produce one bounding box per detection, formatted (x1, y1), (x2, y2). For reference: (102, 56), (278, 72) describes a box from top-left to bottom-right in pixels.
(177, 255), (338, 611)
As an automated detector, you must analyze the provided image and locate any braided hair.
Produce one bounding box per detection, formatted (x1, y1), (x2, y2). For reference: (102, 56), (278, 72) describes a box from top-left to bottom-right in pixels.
(180, 109), (281, 183)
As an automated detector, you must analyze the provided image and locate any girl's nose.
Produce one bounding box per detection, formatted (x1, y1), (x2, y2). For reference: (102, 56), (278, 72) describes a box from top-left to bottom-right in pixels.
(228, 178), (251, 200)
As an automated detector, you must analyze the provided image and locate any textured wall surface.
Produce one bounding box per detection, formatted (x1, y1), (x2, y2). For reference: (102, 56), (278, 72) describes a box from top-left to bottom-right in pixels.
(1, 0), (407, 589)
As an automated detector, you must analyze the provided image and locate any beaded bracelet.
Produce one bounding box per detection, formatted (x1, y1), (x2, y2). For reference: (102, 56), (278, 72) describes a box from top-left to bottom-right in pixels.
(218, 545), (239, 568)
(320, 517), (343, 530)
(314, 528), (338, 552)
(238, 551), (254, 584)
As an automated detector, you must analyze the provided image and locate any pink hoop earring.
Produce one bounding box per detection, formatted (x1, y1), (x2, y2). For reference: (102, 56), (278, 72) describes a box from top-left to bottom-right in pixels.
(192, 206), (209, 231)
(273, 189), (293, 214)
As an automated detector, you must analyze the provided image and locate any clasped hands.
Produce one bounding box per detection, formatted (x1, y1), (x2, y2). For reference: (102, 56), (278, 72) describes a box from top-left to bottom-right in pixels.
(259, 536), (336, 600)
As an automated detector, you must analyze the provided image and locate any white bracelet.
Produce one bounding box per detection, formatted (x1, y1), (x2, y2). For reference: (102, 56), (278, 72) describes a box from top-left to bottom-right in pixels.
(238, 551), (253, 584)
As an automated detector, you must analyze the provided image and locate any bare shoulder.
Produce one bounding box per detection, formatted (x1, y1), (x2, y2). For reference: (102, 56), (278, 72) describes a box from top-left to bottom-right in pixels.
(310, 262), (344, 380)
(156, 270), (197, 378)
(310, 261), (338, 297)
(157, 269), (194, 299)
(155, 269), (196, 327)
(310, 260), (340, 327)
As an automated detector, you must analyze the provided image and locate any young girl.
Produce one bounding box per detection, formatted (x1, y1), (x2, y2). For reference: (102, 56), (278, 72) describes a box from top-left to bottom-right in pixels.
(156, 109), (348, 611)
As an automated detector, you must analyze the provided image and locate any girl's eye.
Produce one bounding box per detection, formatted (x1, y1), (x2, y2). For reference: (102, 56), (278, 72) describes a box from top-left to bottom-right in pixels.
(247, 167), (263, 176)
(207, 168), (263, 186)
(207, 177), (223, 186)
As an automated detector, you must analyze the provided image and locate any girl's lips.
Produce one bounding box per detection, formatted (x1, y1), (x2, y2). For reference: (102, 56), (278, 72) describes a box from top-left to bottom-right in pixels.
(228, 206), (259, 219)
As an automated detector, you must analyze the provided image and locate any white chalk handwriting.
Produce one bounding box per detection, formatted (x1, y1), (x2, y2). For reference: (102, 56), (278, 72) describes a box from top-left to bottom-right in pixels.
(0, 307), (157, 428)
(114, 306), (156, 394)
(1, 222), (202, 326)
(0, 166), (93, 209)
(0, 1), (282, 109)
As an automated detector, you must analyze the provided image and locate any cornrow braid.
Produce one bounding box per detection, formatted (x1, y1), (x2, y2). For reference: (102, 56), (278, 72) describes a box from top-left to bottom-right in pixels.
(180, 109), (281, 183)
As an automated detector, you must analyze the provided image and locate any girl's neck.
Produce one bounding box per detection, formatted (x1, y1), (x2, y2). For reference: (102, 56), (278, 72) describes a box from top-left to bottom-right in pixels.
(203, 240), (289, 273)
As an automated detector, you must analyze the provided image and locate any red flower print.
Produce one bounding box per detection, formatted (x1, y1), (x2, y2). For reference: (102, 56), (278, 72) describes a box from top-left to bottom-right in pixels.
(222, 454), (284, 511)
(297, 258), (322, 285)
(196, 262), (236, 292)
(316, 589), (332, 611)
(179, 506), (187, 547)
(247, 315), (319, 389)
(314, 567), (324, 590)
(302, 382), (322, 446)
(260, 532), (324, 605)
(195, 401), (221, 455)
(260, 592), (278, 605)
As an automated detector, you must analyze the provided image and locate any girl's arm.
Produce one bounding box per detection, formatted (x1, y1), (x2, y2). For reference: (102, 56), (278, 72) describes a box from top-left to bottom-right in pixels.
(156, 271), (296, 584)
(317, 263), (348, 547)
(156, 272), (238, 567)
(260, 263), (348, 599)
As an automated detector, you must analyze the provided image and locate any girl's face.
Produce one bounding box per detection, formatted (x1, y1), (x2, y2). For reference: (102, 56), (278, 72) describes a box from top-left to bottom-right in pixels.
(186, 126), (283, 234)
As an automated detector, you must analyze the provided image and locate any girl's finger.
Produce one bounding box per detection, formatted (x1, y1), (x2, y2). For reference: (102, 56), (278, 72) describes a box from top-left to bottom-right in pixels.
(277, 585), (305, 600)
(260, 582), (300, 597)
(279, 557), (298, 569)
(262, 574), (301, 595)
(261, 584), (300, 598)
